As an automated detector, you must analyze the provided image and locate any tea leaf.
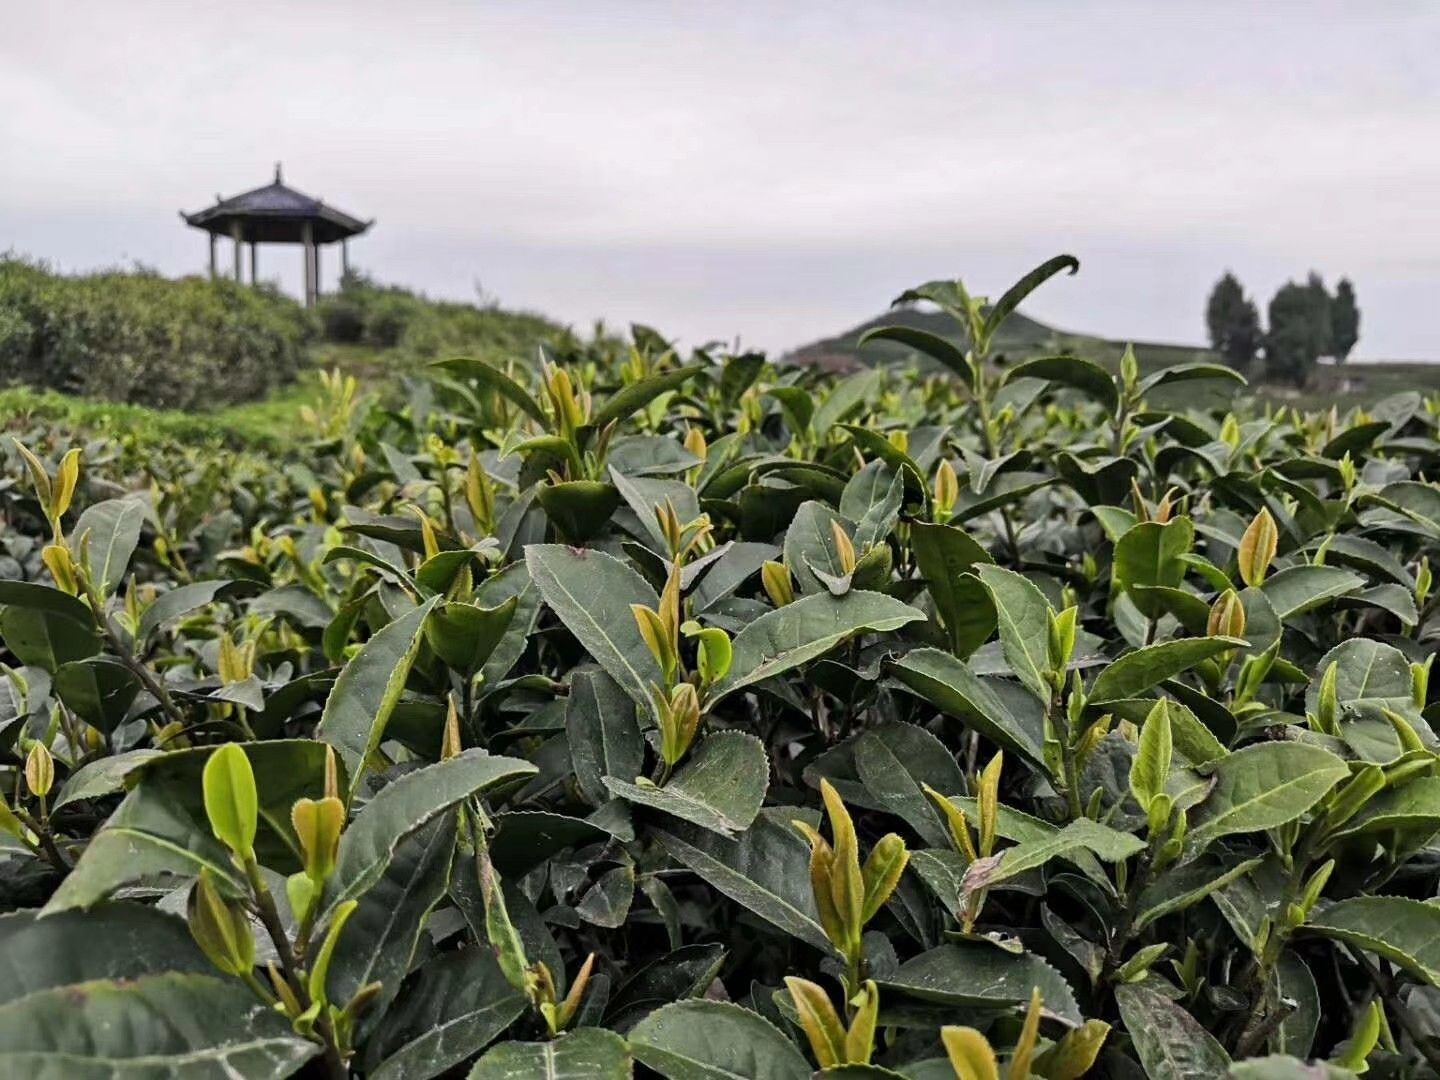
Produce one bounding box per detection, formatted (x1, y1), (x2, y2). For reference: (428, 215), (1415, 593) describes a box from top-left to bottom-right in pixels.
(631, 999), (812, 1080)
(711, 591), (924, 701)
(888, 648), (1049, 773)
(1115, 983), (1231, 1079)
(317, 597), (440, 794)
(1090, 636), (1246, 703)
(0, 973), (318, 1077)
(367, 946), (527, 1080)
(1306, 895), (1440, 986)
(975, 565), (1052, 702)
(325, 750), (535, 917)
(606, 731), (769, 837)
(1188, 743), (1348, 850)
(468, 1026), (631, 1079)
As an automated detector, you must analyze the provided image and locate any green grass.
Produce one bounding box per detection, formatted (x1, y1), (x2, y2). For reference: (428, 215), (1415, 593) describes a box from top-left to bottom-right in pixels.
(0, 384), (309, 450)
(0, 340), (418, 451)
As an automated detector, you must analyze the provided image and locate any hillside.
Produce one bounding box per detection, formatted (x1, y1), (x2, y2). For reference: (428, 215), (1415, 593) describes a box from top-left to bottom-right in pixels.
(788, 303), (1440, 410)
(787, 303), (1216, 373)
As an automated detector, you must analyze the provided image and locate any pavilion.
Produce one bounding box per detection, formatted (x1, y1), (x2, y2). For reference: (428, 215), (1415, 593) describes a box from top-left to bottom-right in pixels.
(180, 165), (372, 307)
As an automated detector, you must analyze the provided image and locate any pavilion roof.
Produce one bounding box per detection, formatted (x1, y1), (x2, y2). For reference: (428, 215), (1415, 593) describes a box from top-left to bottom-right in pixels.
(182, 166), (371, 244)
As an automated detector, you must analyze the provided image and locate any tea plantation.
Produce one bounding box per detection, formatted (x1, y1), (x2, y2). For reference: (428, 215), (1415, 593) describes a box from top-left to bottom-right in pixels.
(2, 255), (1440, 1077)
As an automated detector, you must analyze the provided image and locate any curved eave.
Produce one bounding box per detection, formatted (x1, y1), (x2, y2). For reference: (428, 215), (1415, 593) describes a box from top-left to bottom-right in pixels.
(180, 208), (372, 244)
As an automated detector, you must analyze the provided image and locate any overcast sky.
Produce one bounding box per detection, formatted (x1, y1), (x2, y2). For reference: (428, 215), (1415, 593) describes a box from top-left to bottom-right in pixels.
(4, 3), (1438, 357)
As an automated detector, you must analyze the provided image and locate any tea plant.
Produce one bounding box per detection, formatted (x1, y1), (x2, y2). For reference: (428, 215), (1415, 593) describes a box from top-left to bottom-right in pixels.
(2, 256), (1440, 1077)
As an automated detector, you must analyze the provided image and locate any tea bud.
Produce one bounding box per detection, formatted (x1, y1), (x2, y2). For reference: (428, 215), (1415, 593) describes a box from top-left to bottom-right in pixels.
(202, 744), (258, 861)
(24, 742), (53, 798)
(292, 796), (345, 882)
(762, 561), (794, 607)
(1237, 508), (1278, 588)
(188, 870), (255, 976)
(1207, 588), (1246, 639)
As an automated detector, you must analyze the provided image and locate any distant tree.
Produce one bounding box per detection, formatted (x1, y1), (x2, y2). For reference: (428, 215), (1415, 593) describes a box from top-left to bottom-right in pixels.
(1331, 277), (1360, 363)
(1267, 280), (1327, 386)
(1304, 271), (1334, 358)
(1205, 272), (1262, 370)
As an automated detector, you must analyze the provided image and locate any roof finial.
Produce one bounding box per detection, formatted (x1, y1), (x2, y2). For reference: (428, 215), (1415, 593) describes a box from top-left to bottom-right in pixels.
(274, 161), (283, 185)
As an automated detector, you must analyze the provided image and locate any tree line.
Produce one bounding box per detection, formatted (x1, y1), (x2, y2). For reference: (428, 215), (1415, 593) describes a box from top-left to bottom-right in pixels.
(1206, 271), (1360, 386)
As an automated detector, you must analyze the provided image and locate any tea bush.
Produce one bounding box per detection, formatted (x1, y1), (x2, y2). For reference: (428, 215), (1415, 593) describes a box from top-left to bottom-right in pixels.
(317, 271), (571, 364)
(2, 256), (1440, 1077)
(0, 257), (314, 409)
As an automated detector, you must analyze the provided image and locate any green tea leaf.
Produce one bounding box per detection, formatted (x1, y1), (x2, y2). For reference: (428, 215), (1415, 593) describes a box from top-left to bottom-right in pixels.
(1113, 519), (1194, 619)
(325, 750), (535, 918)
(526, 545), (665, 714)
(879, 941), (1081, 1025)
(856, 325), (973, 389)
(70, 497), (147, 597)
(630, 999), (811, 1080)
(1129, 700), (1173, 809)
(0, 972), (317, 1078)
(909, 522), (995, 657)
(981, 818), (1144, 887)
(1259, 565), (1364, 620)
(854, 721), (966, 847)
(567, 669), (644, 807)
(1005, 354), (1119, 413)
(974, 565), (1052, 702)
(1306, 895), (1440, 986)
(887, 648), (1049, 773)
(367, 946), (527, 1080)
(711, 591), (924, 702)
(317, 597), (440, 794)
(1188, 743), (1348, 850)
(1089, 636), (1246, 703)
(0, 904), (210, 1007)
(1115, 983), (1230, 1079)
(433, 357), (547, 423)
(328, 815), (458, 1035)
(468, 1026), (631, 1079)
(605, 731), (768, 837)
(655, 810), (831, 952)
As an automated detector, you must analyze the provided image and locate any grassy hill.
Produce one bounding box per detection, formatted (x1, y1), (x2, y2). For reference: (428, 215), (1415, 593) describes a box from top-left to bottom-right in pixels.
(0, 262), (576, 450)
(788, 303), (1440, 411)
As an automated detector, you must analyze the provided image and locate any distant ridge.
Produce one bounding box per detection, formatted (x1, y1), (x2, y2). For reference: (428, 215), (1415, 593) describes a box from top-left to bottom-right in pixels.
(786, 304), (1214, 373)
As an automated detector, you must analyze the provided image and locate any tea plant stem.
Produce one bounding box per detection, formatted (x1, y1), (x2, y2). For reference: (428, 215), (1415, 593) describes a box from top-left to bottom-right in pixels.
(461, 674), (475, 744)
(56, 703), (83, 763)
(1233, 829), (1320, 1055)
(1061, 748), (1084, 822)
(243, 859), (348, 1080)
(98, 615), (187, 729)
(16, 809), (70, 870)
(1233, 996), (1294, 1057)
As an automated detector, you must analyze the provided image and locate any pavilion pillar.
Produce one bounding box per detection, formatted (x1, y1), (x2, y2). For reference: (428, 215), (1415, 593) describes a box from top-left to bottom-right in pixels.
(302, 222), (315, 308)
(341, 240), (350, 279)
(208, 233), (217, 279)
(250, 242), (258, 286)
(231, 222), (244, 282)
(314, 244), (322, 302)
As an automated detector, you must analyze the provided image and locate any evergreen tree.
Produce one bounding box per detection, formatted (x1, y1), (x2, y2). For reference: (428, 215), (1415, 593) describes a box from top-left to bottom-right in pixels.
(1267, 280), (1326, 386)
(1304, 271), (1334, 358)
(1205, 272), (1262, 370)
(1331, 277), (1360, 363)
